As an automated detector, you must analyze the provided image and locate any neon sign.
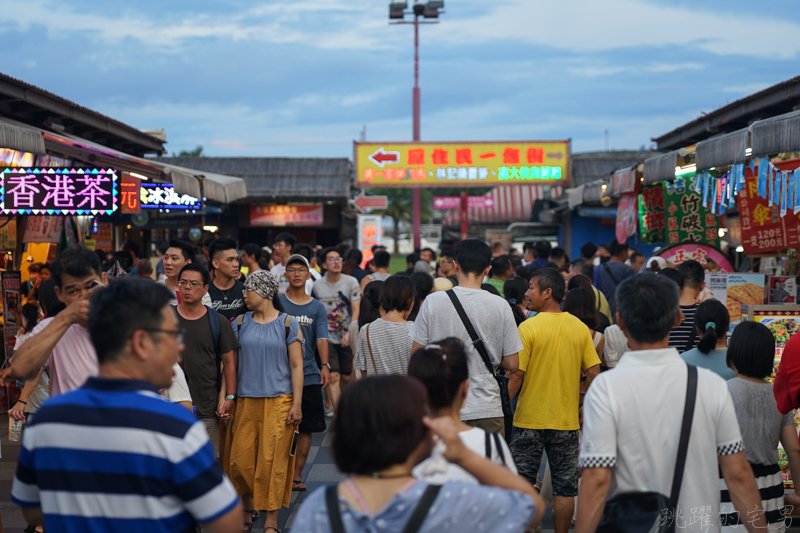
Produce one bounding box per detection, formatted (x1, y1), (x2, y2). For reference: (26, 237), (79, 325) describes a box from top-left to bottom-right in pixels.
(140, 183), (201, 212)
(0, 167), (118, 215)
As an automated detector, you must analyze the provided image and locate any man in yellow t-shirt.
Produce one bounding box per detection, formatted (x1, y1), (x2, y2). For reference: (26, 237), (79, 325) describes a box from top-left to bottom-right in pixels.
(509, 267), (601, 533)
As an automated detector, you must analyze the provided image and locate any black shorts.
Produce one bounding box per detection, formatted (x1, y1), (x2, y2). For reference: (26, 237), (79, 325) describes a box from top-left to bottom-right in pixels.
(328, 342), (353, 375)
(299, 384), (326, 434)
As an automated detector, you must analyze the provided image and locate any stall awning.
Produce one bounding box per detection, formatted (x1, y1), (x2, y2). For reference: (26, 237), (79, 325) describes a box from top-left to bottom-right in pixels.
(0, 118), (46, 155)
(610, 165), (637, 196)
(442, 185), (562, 225)
(582, 180), (606, 204)
(751, 109), (800, 158)
(695, 129), (748, 170)
(568, 185), (585, 208)
(161, 166), (202, 199)
(197, 170), (248, 204)
(643, 151), (678, 184)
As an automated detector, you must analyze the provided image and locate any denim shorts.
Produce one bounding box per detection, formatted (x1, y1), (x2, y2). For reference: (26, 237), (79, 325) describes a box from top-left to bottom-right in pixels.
(510, 428), (580, 497)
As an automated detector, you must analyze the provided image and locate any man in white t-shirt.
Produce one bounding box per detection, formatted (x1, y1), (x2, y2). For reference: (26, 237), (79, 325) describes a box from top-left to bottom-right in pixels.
(270, 232), (295, 294)
(410, 239), (521, 439)
(575, 273), (766, 533)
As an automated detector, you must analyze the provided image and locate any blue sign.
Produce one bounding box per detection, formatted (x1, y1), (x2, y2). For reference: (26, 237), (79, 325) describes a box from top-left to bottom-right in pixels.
(140, 183), (201, 213)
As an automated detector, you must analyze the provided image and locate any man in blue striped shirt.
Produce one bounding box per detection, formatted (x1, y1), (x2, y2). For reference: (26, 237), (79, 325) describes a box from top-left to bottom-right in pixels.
(12, 278), (242, 533)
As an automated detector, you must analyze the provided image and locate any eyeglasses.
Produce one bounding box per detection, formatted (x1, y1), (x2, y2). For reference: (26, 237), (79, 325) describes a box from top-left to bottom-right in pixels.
(178, 280), (204, 288)
(287, 268), (308, 275)
(144, 328), (186, 344)
(327, 257), (343, 263)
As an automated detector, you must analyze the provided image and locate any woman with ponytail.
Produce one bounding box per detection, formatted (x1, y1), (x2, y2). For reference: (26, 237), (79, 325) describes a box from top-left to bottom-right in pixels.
(504, 276), (532, 326)
(347, 280), (384, 359)
(680, 299), (734, 380)
(410, 338), (519, 484)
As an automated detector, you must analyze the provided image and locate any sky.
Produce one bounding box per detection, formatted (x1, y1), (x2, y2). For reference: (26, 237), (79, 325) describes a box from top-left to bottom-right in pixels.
(1, 0), (799, 158)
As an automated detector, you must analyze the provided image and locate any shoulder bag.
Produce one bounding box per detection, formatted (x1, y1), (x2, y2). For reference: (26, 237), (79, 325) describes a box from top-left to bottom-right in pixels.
(446, 289), (513, 439)
(596, 364), (697, 533)
(366, 323), (378, 375)
(326, 483), (441, 533)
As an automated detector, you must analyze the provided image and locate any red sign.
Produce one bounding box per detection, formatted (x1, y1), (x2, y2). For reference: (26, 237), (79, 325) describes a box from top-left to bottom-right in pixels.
(353, 192), (389, 212)
(433, 196), (495, 209)
(120, 176), (141, 214)
(739, 170), (800, 254)
(94, 222), (114, 252)
(250, 205), (323, 227)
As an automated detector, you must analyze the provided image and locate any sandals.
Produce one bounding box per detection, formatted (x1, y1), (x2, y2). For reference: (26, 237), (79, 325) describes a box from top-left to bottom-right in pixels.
(292, 479), (308, 491)
(242, 510), (260, 532)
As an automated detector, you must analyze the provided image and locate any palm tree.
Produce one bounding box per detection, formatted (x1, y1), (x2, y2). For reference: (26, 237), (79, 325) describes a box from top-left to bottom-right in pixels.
(380, 188), (433, 255)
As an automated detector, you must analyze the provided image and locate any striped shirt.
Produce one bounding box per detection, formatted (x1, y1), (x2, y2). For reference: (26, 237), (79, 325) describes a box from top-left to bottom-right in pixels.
(12, 377), (239, 533)
(355, 319), (414, 376)
(668, 304), (699, 353)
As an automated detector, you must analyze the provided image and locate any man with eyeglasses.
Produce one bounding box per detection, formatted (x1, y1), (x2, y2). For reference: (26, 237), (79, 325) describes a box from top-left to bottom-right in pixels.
(270, 232), (297, 295)
(439, 249), (458, 287)
(312, 246), (361, 414)
(11, 278), (243, 533)
(175, 263), (239, 459)
(0, 247), (102, 395)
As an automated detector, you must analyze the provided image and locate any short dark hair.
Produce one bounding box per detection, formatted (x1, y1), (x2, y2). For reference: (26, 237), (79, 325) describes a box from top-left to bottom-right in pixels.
(543, 261), (560, 270)
(292, 243), (313, 261)
(209, 237), (237, 260)
(168, 239), (196, 263)
(421, 247), (437, 260)
(550, 247), (566, 262)
(27, 263), (41, 274)
(345, 248), (363, 264)
(571, 258), (594, 279)
(727, 322), (775, 379)
(580, 242), (598, 259)
(489, 255), (512, 278)
(530, 267), (566, 303)
(695, 299), (730, 354)
(657, 267), (684, 289)
(454, 239), (491, 276)
(136, 258), (153, 276)
(52, 247), (102, 288)
(179, 263), (210, 286)
(318, 246), (340, 270)
(381, 276), (416, 313)
(563, 287), (599, 330)
(534, 240), (552, 260)
(88, 278), (174, 365)
(40, 263), (51, 273)
(617, 273), (679, 343)
(243, 243), (262, 260)
(406, 252), (420, 265)
(567, 274), (593, 292)
(156, 241), (169, 255)
(273, 233), (296, 249)
(333, 375), (428, 475)
(609, 239), (628, 257)
(630, 251), (645, 263)
(121, 240), (141, 259)
(21, 303), (39, 333)
(441, 249), (454, 261)
(410, 272), (434, 301)
(373, 250), (391, 268)
(677, 260), (705, 290)
(408, 338), (469, 410)
(38, 278), (66, 318)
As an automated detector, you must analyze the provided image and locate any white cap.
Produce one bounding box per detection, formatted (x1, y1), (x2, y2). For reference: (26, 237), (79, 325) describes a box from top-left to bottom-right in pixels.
(286, 254), (310, 269)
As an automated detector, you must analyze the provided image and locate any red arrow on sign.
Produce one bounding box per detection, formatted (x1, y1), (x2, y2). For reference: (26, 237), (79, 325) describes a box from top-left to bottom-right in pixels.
(354, 191), (388, 212)
(368, 147), (400, 167)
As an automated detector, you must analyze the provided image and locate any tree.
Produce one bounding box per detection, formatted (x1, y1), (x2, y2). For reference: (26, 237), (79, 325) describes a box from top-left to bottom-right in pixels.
(172, 146), (203, 157)
(380, 188), (433, 255)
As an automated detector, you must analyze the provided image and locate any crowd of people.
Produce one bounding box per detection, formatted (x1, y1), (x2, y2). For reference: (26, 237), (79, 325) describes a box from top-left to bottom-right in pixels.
(1, 233), (799, 533)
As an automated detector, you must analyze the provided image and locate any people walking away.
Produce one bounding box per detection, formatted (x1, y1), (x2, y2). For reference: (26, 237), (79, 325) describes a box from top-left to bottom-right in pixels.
(360, 249), (392, 289)
(568, 274), (611, 331)
(0, 248), (101, 394)
(563, 287), (605, 362)
(227, 270), (304, 533)
(549, 246), (567, 268)
(11, 278), (242, 533)
(348, 280), (383, 364)
(681, 299), (733, 380)
(485, 255), (512, 297)
(722, 321), (800, 532)
(505, 276), (532, 326)
(241, 242), (263, 275)
(159, 239), (211, 306)
(410, 271), (434, 306)
(602, 323), (628, 369)
(313, 246), (361, 413)
(533, 240), (551, 268)
(175, 264), (238, 458)
(292, 375), (543, 533)
(592, 239), (635, 316)
(207, 238), (247, 320)
(278, 254), (330, 493)
(270, 232), (296, 294)
(356, 276), (415, 376)
(575, 273), (766, 533)
(410, 239), (522, 438)
(411, 339), (520, 484)
(668, 259), (706, 352)
(509, 268), (601, 533)
(580, 242), (597, 260)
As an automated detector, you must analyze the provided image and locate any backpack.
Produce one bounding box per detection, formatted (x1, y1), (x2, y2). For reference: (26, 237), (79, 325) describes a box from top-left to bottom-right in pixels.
(206, 306), (223, 392)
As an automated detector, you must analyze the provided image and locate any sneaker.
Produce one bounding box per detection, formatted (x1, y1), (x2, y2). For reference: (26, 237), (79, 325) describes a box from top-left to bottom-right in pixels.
(324, 406), (335, 418)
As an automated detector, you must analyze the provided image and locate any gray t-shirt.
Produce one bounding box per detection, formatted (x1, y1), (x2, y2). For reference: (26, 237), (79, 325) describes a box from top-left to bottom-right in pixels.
(355, 319), (414, 376)
(312, 274), (362, 344)
(410, 286), (523, 420)
(727, 378), (794, 465)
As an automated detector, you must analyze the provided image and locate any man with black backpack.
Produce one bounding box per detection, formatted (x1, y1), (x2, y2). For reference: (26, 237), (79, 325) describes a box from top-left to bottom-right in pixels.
(592, 239), (635, 316)
(175, 264), (239, 458)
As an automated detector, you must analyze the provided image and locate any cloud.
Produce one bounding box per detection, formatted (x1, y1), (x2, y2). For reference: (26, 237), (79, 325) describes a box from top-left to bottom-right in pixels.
(567, 61), (705, 77)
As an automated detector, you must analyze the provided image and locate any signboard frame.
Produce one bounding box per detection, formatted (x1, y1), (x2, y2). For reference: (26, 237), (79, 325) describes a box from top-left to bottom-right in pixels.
(0, 167), (118, 215)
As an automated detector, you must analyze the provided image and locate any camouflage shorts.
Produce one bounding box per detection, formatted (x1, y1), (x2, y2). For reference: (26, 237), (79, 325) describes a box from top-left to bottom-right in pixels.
(510, 428), (579, 497)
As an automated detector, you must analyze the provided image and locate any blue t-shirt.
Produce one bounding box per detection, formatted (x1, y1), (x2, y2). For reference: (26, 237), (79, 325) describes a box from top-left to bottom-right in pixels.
(593, 261), (636, 315)
(234, 313), (303, 397)
(681, 348), (735, 380)
(279, 294), (329, 386)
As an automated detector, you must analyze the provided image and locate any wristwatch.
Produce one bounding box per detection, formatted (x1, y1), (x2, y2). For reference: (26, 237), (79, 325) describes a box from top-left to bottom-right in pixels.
(225, 395), (236, 400)
(322, 363), (331, 370)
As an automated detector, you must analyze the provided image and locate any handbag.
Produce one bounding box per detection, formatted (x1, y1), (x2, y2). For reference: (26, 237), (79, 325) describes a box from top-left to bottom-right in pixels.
(446, 289), (514, 439)
(597, 364), (697, 533)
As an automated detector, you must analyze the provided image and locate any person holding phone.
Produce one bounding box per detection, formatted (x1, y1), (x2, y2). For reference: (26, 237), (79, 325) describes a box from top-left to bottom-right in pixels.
(226, 270), (304, 533)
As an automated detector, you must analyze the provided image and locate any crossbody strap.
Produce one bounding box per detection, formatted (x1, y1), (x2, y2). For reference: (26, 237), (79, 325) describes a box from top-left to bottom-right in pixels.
(682, 316), (698, 352)
(668, 365), (697, 518)
(445, 290), (494, 376)
(401, 484), (442, 533)
(484, 431), (508, 466)
(602, 262), (620, 285)
(325, 484), (346, 533)
(366, 323), (378, 375)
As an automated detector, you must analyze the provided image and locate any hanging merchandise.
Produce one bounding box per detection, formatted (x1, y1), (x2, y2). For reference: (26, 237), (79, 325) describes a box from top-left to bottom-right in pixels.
(758, 157), (769, 199)
(781, 171), (788, 218)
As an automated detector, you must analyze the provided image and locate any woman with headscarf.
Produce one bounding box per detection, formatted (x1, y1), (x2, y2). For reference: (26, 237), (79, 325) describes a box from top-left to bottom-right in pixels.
(225, 270), (305, 533)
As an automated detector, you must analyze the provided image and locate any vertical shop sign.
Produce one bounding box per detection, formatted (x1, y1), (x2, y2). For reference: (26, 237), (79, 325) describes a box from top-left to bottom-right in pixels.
(93, 222), (113, 252)
(615, 193), (638, 244)
(120, 175), (141, 214)
(738, 172), (800, 254)
(663, 174), (719, 246)
(638, 184), (665, 244)
(2, 271), (21, 363)
(357, 215), (382, 265)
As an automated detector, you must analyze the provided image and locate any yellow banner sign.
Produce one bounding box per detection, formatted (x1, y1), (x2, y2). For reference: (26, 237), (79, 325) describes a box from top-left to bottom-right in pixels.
(355, 141), (569, 188)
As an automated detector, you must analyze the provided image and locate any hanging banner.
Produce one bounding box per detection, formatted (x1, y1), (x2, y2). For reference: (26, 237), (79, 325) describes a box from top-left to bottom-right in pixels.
(616, 193), (638, 244)
(663, 173), (719, 246)
(638, 184), (665, 244)
(93, 222), (114, 252)
(739, 170), (800, 254)
(250, 205), (323, 226)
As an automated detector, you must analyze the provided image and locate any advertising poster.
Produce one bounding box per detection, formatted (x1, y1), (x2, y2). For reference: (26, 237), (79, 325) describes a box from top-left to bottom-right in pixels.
(93, 222), (113, 252)
(1, 271), (20, 361)
(738, 171), (800, 254)
(768, 276), (797, 304)
(23, 216), (64, 244)
(0, 217), (17, 250)
(638, 184), (665, 244)
(700, 272), (728, 303)
(250, 205), (323, 227)
(615, 193), (638, 244)
(727, 273), (766, 328)
(663, 174), (720, 246)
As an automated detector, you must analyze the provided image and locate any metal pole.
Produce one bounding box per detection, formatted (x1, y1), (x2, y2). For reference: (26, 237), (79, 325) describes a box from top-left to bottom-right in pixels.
(412, 14), (422, 251)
